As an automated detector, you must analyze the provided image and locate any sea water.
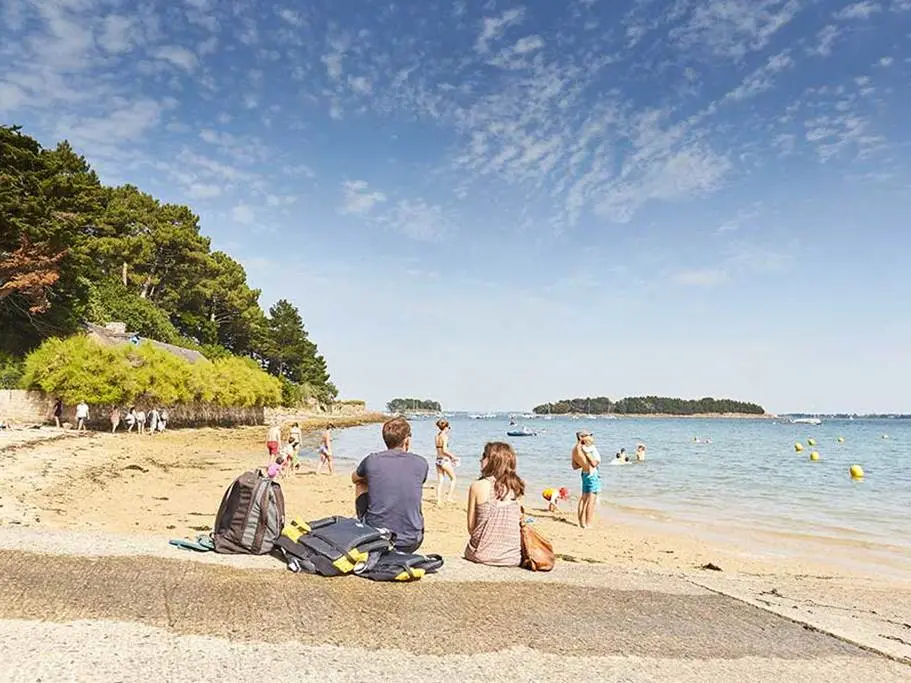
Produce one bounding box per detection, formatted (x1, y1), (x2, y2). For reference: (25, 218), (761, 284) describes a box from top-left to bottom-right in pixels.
(327, 415), (911, 573)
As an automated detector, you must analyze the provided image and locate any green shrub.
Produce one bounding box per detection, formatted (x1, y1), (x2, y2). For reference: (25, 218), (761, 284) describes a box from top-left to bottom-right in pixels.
(21, 335), (135, 405)
(21, 334), (281, 407)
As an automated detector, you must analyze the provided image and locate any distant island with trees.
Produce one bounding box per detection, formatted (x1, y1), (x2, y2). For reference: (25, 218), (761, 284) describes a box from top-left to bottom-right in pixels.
(387, 398), (441, 414)
(533, 396), (766, 416)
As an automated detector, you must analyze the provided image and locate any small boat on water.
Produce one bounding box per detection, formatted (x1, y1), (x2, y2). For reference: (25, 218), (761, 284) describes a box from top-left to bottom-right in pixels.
(507, 428), (537, 437)
(791, 417), (822, 425)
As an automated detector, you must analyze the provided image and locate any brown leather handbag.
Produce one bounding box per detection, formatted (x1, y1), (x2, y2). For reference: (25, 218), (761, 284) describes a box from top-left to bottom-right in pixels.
(519, 508), (555, 571)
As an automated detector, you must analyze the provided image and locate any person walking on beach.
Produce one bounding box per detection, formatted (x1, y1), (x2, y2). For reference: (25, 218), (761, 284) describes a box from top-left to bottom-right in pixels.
(351, 417), (428, 553)
(464, 442), (524, 567)
(110, 407), (120, 434)
(75, 400), (89, 433)
(266, 423), (281, 458)
(572, 430), (601, 529)
(52, 398), (63, 428)
(434, 419), (458, 504)
(148, 408), (159, 435)
(316, 423), (334, 474)
(289, 422), (302, 451)
(125, 407), (136, 433)
(135, 408), (146, 435)
(158, 408), (168, 432)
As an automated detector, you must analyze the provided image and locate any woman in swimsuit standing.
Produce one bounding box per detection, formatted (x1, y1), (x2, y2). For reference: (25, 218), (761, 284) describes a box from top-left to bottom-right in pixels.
(316, 423), (334, 474)
(434, 419), (458, 504)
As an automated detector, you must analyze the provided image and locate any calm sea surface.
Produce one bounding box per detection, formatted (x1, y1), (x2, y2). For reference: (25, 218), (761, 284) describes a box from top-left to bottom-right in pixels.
(326, 415), (911, 566)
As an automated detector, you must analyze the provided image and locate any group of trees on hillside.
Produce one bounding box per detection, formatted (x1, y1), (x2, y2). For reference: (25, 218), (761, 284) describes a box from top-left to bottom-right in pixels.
(533, 396), (765, 415)
(387, 398), (441, 413)
(1, 125), (335, 405)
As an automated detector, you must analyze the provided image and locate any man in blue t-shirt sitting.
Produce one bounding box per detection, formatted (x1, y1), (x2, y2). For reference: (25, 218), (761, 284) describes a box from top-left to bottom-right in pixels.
(352, 416), (429, 553)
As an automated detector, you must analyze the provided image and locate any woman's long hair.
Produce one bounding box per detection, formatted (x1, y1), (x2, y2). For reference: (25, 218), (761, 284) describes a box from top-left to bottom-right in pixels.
(480, 442), (525, 501)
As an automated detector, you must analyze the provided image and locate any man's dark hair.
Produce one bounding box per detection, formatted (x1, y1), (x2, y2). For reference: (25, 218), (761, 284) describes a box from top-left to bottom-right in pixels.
(382, 417), (412, 449)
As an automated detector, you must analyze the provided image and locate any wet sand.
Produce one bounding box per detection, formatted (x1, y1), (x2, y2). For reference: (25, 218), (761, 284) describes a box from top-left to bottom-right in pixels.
(0, 424), (909, 680)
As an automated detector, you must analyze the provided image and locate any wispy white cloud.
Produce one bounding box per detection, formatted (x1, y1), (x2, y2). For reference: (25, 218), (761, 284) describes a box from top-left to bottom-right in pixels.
(0, 82), (27, 111)
(153, 45), (199, 72)
(98, 15), (141, 54)
(322, 36), (349, 81)
(834, 2), (882, 20)
(378, 199), (448, 241)
(595, 144), (732, 223)
(231, 204), (256, 225)
(808, 25), (841, 56)
(340, 180), (386, 215)
(674, 268), (728, 286)
(674, 238), (793, 286)
(476, 7), (526, 53)
(348, 75), (372, 95)
(57, 99), (162, 149)
(277, 8), (305, 26)
(725, 51), (795, 101)
(266, 194), (298, 207)
(186, 183), (222, 199)
(172, 150), (260, 184)
(671, 0), (802, 60)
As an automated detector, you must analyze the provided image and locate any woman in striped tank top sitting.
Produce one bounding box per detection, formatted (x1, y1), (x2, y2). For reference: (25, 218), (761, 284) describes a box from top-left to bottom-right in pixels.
(464, 442), (525, 567)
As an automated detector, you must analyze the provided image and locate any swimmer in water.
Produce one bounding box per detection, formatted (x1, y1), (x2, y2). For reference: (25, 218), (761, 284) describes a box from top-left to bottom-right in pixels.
(613, 448), (630, 464)
(635, 443), (646, 461)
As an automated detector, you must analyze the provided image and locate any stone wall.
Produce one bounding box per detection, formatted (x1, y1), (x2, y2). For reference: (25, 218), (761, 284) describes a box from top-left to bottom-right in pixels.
(264, 400), (370, 425)
(0, 390), (53, 424)
(0, 390), (263, 428)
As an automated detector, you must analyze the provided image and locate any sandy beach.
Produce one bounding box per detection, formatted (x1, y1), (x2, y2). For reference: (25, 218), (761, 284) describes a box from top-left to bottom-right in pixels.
(0, 422), (909, 680)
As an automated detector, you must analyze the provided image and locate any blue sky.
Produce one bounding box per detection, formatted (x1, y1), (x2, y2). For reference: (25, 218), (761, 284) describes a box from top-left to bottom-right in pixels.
(2, 0), (910, 413)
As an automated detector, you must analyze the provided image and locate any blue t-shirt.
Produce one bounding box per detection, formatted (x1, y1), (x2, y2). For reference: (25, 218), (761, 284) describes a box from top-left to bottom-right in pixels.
(355, 448), (428, 547)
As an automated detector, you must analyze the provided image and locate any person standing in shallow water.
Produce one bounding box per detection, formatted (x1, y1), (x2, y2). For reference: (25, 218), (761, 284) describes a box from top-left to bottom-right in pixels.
(434, 419), (458, 504)
(572, 431), (601, 529)
(316, 423), (334, 474)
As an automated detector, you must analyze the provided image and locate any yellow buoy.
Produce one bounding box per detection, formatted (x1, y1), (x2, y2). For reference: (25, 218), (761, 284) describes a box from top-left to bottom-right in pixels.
(794, 442), (804, 452)
(837, 436), (845, 444)
(810, 451), (820, 461)
(850, 465), (864, 480)
(807, 438), (816, 447)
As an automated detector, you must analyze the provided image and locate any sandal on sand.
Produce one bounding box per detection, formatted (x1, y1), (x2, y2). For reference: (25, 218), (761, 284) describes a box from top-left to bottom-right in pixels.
(169, 535), (214, 552)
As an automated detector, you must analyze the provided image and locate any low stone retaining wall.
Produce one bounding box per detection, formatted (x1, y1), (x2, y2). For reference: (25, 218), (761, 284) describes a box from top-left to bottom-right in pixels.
(0, 390), (52, 424)
(0, 390), (263, 428)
